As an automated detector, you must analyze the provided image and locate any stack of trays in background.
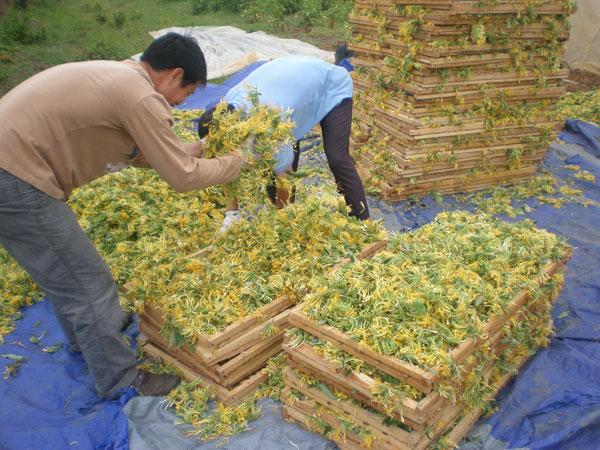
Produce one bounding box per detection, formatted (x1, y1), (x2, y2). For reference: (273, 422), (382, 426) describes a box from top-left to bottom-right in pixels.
(349, 0), (575, 200)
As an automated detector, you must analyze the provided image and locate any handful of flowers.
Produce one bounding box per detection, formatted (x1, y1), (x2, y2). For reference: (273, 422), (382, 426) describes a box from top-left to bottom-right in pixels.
(201, 93), (296, 211)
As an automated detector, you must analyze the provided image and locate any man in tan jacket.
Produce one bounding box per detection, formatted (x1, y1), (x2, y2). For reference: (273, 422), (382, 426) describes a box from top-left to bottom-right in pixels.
(0, 33), (243, 398)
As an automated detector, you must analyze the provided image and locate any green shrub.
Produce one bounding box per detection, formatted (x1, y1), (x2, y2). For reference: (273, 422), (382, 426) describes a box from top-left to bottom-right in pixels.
(190, 0), (212, 15)
(191, 0), (247, 15)
(112, 11), (126, 29)
(0, 11), (47, 45)
(242, 0), (283, 24)
(297, 0), (320, 32)
(80, 39), (122, 61)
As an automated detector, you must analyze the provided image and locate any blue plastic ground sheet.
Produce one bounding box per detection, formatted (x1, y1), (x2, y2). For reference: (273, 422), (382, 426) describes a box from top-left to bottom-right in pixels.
(0, 300), (137, 450)
(560, 119), (600, 158)
(174, 61), (266, 112)
(463, 131), (600, 449)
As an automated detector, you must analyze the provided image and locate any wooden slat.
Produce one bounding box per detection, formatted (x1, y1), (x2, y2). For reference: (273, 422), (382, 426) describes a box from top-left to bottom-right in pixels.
(194, 309), (290, 365)
(450, 252), (571, 365)
(289, 307), (436, 393)
(140, 343), (267, 406)
(283, 368), (420, 447)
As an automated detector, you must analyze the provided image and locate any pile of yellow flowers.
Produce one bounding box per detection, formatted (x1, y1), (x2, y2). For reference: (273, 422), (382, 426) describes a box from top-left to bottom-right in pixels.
(457, 169), (593, 218)
(0, 251), (40, 343)
(201, 96), (296, 211)
(555, 88), (600, 126)
(69, 168), (226, 287)
(302, 211), (569, 375)
(128, 196), (386, 342)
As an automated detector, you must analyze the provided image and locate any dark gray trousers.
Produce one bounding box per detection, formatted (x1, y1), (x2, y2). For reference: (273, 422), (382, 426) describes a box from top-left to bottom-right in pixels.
(0, 168), (137, 397)
(320, 98), (370, 220)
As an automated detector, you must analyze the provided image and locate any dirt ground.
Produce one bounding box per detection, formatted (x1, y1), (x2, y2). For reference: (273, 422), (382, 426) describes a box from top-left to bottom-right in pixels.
(0, 0), (10, 16)
(565, 68), (600, 92)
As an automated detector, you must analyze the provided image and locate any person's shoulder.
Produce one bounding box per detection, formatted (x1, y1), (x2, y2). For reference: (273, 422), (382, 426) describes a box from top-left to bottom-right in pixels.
(109, 61), (161, 107)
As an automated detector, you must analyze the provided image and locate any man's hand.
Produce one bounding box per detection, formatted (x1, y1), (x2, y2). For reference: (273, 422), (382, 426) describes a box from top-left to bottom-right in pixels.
(237, 135), (260, 169)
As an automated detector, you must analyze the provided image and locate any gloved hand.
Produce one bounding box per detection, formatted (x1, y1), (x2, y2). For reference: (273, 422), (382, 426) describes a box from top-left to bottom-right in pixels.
(219, 209), (243, 233)
(237, 135), (260, 169)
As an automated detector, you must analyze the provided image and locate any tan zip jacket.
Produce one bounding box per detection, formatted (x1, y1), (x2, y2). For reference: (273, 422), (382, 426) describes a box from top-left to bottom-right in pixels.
(0, 60), (240, 200)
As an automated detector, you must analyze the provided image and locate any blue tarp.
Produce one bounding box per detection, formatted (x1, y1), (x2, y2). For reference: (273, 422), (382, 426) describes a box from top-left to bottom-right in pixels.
(174, 61), (266, 112)
(464, 126), (600, 449)
(0, 300), (137, 450)
(559, 119), (600, 158)
(1, 60), (599, 449)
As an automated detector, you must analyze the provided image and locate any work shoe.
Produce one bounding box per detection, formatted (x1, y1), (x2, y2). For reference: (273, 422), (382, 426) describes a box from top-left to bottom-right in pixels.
(131, 369), (181, 396)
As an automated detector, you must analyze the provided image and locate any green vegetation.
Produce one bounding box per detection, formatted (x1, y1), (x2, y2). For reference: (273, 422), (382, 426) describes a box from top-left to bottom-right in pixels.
(0, 0), (352, 95)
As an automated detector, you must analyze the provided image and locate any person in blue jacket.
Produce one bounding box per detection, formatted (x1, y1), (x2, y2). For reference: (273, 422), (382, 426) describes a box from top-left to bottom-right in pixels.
(197, 55), (370, 228)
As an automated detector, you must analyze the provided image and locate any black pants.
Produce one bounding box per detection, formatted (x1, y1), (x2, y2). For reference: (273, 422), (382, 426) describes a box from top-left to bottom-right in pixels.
(267, 98), (370, 220)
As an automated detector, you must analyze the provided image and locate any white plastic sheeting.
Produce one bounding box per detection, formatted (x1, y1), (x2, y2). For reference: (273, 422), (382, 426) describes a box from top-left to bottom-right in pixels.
(146, 26), (334, 81)
(565, 0), (600, 75)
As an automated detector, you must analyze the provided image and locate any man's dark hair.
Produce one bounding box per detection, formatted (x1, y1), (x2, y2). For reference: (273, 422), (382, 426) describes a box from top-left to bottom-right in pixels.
(197, 103), (237, 139)
(141, 32), (207, 86)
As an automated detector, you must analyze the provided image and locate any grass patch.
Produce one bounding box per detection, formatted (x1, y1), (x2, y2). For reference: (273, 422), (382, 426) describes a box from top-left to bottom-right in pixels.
(0, 0), (351, 95)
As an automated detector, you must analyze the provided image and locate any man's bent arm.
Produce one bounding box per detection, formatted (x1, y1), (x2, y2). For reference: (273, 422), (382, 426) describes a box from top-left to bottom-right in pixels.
(122, 95), (241, 192)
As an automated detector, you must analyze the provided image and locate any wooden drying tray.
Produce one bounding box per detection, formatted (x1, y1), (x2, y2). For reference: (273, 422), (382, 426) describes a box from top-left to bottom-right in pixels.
(288, 249), (571, 395)
(141, 311), (285, 388)
(350, 13), (570, 40)
(358, 148), (546, 181)
(385, 71), (565, 97)
(414, 27), (570, 42)
(358, 105), (486, 128)
(350, 43), (513, 69)
(354, 145), (545, 177)
(352, 1), (570, 22)
(355, 91), (559, 120)
(352, 76), (565, 108)
(351, 37), (522, 60)
(138, 241), (387, 366)
(282, 330), (537, 450)
(283, 288), (559, 448)
(353, 53), (556, 78)
(284, 286), (556, 431)
(381, 125), (561, 152)
(370, 166), (538, 201)
(141, 295), (293, 366)
(411, 68), (569, 89)
(434, 1), (570, 16)
(141, 342), (268, 406)
(351, 129), (552, 157)
(373, 107), (485, 137)
(371, 115), (559, 143)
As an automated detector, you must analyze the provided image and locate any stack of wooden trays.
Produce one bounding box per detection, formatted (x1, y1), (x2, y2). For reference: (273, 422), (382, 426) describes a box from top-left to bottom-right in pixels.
(282, 246), (571, 448)
(140, 294), (292, 405)
(349, 0), (575, 200)
(139, 241), (387, 405)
